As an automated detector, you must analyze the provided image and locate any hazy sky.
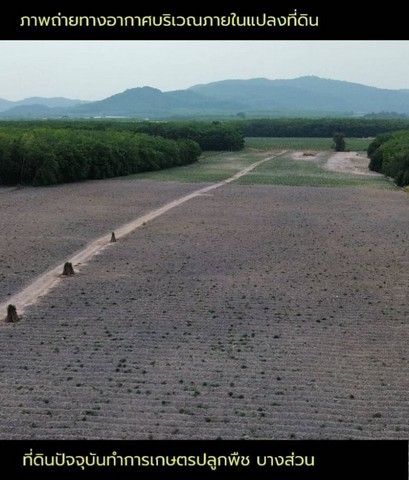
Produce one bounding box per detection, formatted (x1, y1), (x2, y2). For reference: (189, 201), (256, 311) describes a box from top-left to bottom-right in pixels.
(1, 40), (409, 101)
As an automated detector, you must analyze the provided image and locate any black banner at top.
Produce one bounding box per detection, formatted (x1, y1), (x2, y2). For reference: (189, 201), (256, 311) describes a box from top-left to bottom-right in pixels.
(0, 2), (408, 40)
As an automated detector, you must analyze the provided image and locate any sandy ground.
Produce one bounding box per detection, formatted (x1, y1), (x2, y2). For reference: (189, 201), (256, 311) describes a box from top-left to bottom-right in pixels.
(324, 152), (381, 176)
(0, 178), (407, 440)
(288, 150), (382, 178)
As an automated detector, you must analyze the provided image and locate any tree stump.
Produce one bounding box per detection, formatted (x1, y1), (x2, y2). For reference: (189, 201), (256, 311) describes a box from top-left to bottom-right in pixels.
(5, 304), (19, 323)
(62, 262), (75, 276)
(110, 232), (117, 243)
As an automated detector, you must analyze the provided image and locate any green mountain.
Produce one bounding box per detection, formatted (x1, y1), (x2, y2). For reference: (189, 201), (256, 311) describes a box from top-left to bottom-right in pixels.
(68, 86), (245, 117)
(0, 98), (14, 112)
(189, 76), (409, 115)
(0, 96), (86, 113)
(2, 76), (409, 118)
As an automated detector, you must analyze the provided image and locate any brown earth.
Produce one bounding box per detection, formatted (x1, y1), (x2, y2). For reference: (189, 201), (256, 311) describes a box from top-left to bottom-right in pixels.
(0, 178), (408, 440)
(0, 155), (276, 314)
(0, 179), (202, 305)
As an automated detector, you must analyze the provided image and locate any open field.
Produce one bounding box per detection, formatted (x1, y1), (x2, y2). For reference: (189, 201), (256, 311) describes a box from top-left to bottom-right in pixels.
(126, 149), (268, 184)
(135, 147), (394, 189)
(236, 150), (393, 188)
(0, 147), (408, 440)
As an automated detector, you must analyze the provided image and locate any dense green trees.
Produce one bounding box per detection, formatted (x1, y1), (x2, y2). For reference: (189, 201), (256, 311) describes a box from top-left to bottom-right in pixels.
(367, 130), (409, 186)
(0, 119), (244, 186)
(0, 119), (244, 151)
(130, 121), (244, 151)
(233, 118), (409, 138)
(0, 126), (201, 186)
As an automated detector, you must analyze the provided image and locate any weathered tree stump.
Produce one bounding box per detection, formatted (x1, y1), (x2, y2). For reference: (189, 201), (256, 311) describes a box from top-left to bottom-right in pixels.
(62, 262), (75, 276)
(5, 304), (19, 323)
(110, 232), (117, 243)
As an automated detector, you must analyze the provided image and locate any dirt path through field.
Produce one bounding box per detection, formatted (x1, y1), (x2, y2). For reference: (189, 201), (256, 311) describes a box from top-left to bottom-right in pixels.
(1, 152), (285, 319)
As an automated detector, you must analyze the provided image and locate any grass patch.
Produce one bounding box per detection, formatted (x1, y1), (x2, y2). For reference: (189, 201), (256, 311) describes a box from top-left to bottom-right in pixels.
(125, 151), (260, 183)
(123, 139), (392, 189)
(234, 154), (396, 189)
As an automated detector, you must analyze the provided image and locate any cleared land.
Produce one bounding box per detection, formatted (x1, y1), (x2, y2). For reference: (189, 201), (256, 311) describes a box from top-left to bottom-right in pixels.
(0, 147), (408, 440)
(0, 180), (201, 305)
(0, 154), (279, 315)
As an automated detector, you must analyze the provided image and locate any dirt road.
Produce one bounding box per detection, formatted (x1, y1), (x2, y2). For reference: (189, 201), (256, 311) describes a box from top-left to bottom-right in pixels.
(0, 153), (282, 318)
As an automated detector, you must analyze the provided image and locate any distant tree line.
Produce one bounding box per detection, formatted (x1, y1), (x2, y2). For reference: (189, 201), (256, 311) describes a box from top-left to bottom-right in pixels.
(0, 126), (201, 186)
(130, 121), (245, 151)
(231, 118), (409, 138)
(364, 112), (409, 119)
(367, 130), (409, 187)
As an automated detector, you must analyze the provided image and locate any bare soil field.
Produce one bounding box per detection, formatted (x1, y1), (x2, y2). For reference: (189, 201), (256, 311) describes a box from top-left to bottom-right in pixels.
(0, 154), (276, 315)
(0, 171), (408, 439)
(0, 179), (202, 305)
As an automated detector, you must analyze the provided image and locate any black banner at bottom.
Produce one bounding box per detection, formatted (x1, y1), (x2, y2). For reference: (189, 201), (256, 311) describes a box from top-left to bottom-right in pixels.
(2, 439), (407, 479)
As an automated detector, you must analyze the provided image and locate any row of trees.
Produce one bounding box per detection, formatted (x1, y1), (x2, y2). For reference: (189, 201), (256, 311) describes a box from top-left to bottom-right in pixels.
(0, 127), (201, 186)
(3, 118), (409, 187)
(131, 121), (245, 151)
(232, 117), (409, 138)
(367, 131), (409, 187)
(0, 119), (245, 151)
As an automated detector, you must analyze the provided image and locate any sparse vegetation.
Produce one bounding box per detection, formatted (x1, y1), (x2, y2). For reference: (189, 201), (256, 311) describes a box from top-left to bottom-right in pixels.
(226, 151), (393, 188)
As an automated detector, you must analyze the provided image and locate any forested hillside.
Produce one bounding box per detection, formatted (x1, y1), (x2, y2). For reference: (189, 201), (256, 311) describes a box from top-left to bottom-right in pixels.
(3, 76), (409, 118)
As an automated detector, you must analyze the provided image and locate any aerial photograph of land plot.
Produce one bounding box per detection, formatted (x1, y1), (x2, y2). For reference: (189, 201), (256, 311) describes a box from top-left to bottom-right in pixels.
(0, 40), (408, 442)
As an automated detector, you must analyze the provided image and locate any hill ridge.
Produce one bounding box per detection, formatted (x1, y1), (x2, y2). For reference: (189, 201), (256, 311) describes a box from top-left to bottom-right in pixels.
(2, 76), (409, 118)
